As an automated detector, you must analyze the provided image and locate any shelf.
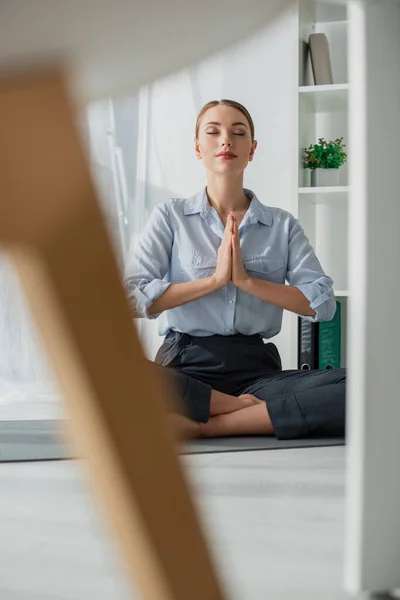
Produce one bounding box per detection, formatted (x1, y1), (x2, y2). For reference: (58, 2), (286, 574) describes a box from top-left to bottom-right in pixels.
(299, 186), (350, 194)
(299, 84), (348, 112)
(299, 186), (349, 204)
(313, 19), (348, 27)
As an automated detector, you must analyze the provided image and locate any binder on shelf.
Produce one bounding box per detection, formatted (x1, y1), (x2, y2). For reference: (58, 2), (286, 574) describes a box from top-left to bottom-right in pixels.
(319, 301), (341, 369)
(308, 33), (334, 85)
(298, 318), (319, 370)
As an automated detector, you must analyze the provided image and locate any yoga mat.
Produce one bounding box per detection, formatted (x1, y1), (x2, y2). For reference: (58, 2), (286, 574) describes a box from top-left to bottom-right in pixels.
(182, 436), (345, 454)
(0, 419), (74, 463)
(0, 419), (345, 462)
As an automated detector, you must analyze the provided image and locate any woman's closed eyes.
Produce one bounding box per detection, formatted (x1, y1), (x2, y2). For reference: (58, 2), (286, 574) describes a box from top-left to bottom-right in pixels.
(206, 130), (246, 136)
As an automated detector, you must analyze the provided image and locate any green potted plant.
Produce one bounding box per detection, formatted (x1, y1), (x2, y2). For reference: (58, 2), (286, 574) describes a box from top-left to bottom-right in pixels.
(303, 137), (347, 187)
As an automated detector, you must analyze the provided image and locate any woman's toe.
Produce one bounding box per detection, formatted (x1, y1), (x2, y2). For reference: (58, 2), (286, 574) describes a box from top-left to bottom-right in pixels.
(238, 394), (264, 405)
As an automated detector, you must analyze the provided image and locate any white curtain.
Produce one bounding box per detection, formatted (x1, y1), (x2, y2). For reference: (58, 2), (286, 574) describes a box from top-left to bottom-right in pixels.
(0, 95), (137, 417)
(0, 254), (59, 411)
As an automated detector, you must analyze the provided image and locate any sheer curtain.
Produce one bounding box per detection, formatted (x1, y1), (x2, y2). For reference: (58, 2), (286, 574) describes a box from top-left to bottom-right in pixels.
(0, 94), (138, 418)
(0, 254), (61, 417)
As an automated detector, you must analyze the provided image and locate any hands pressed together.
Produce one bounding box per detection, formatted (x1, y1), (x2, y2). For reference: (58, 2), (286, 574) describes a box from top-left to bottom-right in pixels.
(148, 209), (315, 317)
(213, 214), (250, 290)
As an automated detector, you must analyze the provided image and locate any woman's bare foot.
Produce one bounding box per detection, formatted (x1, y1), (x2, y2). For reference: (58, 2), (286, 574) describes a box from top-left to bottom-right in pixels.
(238, 394), (264, 405)
(199, 401), (274, 438)
(210, 390), (263, 415)
(168, 395), (265, 440)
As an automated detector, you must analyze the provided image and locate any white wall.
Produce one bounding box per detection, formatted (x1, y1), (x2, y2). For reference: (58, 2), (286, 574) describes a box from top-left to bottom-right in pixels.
(135, 4), (299, 368)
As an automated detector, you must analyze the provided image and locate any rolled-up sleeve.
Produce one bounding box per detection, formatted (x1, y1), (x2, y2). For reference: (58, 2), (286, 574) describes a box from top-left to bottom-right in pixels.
(124, 201), (173, 319)
(286, 216), (336, 322)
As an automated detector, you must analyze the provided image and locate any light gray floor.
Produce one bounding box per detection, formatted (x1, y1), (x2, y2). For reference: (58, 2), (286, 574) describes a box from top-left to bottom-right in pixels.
(0, 401), (369, 599)
(0, 443), (359, 600)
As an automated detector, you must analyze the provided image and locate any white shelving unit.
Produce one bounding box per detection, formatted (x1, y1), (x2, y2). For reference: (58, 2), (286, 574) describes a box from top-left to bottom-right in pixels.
(297, 0), (349, 369)
(299, 83), (349, 112)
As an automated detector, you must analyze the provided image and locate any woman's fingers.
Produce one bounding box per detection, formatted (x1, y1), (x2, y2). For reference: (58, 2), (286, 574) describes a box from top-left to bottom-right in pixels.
(232, 232), (238, 252)
(222, 215), (233, 248)
(225, 233), (233, 256)
(221, 216), (230, 243)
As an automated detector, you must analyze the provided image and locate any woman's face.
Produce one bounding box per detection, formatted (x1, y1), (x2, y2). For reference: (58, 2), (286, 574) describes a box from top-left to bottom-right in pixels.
(195, 105), (257, 175)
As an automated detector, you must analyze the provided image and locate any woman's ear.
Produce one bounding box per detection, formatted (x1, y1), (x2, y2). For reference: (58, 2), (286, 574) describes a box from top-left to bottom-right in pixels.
(194, 139), (202, 159)
(249, 140), (258, 161)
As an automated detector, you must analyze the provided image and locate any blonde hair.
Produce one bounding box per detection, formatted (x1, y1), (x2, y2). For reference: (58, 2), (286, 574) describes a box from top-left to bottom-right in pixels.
(195, 99), (255, 142)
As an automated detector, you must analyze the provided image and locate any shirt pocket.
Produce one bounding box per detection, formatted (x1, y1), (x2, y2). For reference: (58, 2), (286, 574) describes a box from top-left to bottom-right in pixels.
(243, 256), (286, 283)
(174, 253), (217, 282)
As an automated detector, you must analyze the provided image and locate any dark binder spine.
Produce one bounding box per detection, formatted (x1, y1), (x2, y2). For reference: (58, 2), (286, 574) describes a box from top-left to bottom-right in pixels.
(298, 317), (319, 370)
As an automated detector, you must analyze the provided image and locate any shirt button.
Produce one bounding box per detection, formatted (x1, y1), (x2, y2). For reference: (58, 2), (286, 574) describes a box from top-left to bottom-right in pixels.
(228, 300), (233, 304)
(226, 328), (231, 332)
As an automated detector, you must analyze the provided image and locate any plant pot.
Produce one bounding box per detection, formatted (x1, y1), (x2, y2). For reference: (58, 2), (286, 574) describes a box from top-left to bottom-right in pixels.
(310, 168), (340, 187)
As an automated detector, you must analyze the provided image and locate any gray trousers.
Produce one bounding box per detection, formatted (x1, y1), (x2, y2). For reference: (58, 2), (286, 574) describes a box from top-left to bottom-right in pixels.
(152, 331), (346, 440)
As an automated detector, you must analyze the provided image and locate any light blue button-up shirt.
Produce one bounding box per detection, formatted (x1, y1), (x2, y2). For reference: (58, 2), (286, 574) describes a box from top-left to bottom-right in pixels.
(124, 187), (336, 338)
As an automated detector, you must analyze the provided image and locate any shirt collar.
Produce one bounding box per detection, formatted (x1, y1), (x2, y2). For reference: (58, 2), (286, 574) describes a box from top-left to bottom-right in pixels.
(184, 186), (273, 227)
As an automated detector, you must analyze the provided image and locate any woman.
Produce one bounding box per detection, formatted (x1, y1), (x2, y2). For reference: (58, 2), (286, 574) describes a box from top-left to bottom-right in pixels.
(124, 99), (346, 440)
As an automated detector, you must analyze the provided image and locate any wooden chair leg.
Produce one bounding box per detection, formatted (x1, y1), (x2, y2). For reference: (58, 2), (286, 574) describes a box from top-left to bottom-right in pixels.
(0, 68), (226, 600)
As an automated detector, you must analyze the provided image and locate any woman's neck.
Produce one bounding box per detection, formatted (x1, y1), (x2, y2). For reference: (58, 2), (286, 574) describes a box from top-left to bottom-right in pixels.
(205, 174), (250, 216)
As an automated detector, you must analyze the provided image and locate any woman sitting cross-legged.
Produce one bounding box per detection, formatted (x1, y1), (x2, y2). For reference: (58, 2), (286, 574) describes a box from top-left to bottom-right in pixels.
(124, 99), (346, 440)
